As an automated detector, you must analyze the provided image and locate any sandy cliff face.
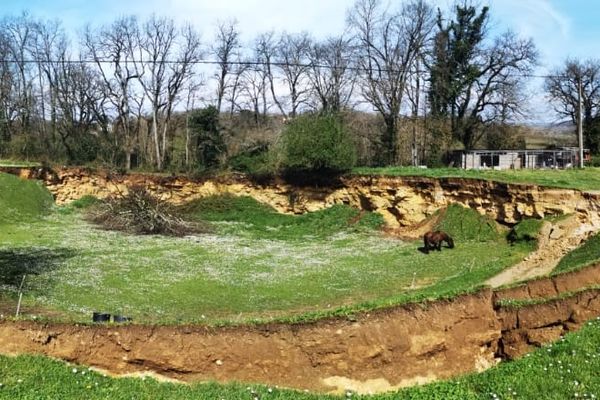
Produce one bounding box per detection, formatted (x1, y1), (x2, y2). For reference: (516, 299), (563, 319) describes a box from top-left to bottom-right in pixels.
(16, 167), (600, 228)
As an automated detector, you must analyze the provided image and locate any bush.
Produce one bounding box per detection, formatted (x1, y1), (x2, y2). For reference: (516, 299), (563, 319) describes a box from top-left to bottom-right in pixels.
(228, 142), (276, 182)
(279, 113), (356, 182)
(190, 106), (224, 169)
(86, 186), (210, 237)
(507, 218), (544, 244)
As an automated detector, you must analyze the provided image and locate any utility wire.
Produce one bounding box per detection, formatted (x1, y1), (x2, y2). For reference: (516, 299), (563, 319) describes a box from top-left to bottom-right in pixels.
(0, 57), (570, 79)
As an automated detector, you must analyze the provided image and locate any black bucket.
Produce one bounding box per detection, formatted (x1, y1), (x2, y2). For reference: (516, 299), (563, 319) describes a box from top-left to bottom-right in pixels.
(113, 315), (132, 323)
(92, 312), (111, 323)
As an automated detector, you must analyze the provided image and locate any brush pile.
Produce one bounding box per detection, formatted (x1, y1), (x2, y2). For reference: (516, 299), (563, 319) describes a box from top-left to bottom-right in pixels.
(86, 186), (209, 236)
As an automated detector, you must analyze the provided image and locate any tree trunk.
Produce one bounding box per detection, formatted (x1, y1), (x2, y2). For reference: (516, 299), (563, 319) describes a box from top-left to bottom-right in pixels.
(152, 111), (161, 170)
(382, 116), (398, 166)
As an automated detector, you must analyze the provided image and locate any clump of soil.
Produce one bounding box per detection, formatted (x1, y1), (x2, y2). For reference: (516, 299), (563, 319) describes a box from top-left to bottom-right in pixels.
(86, 186), (210, 237)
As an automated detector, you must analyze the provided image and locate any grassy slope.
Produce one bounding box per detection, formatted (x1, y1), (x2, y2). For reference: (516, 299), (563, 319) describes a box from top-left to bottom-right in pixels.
(1, 318), (598, 399)
(353, 166), (600, 191)
(0, 173), (53, 223)
(554, 232), (600, 274)
(0, 196), (529, 324)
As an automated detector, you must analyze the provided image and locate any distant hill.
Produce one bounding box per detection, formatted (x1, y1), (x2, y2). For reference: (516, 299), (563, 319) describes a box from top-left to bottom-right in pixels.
(522, 123), (577, 149)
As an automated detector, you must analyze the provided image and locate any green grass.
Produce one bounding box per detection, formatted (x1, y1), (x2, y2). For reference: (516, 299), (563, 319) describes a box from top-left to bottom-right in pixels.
(353, 166), (600, 192)
(434, 204), (501, 242)
(1, 317), (599, 399)
(554, 232), (600, 274)
(181, 194), (384, 240)
(0, 195), (530, 324)
(507, 219), (545, 244)
(0, 173), (53, 224)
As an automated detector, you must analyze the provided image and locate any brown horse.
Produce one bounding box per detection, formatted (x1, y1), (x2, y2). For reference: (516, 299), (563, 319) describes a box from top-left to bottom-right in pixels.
(423, 231), (454, 253)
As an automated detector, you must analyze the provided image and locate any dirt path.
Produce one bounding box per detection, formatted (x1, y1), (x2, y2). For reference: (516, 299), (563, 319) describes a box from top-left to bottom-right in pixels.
(486, 215), (598, 288)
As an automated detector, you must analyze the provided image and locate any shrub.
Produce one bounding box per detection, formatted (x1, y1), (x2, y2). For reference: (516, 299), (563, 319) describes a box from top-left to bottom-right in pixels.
(507, 218), (544, 244)
(228, 142), (276, 182)
(190, 106), (225, 169)
(279, 113), (356, 182)
(86, 186), (209, 237)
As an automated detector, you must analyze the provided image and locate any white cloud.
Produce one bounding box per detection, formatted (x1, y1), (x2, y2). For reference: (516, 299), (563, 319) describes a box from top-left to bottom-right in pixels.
(487, 0), (571, 68)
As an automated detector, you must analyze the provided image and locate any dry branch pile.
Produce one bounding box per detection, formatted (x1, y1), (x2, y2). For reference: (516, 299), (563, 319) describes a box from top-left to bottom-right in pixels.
(86, 186), (209, 237)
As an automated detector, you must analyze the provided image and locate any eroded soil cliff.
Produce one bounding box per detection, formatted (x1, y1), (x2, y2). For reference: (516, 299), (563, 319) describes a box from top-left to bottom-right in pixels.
(11, 167), (600, 229)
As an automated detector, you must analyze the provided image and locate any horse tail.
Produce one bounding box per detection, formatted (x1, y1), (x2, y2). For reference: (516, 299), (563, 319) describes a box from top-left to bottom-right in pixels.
(446, 234), (454, 249)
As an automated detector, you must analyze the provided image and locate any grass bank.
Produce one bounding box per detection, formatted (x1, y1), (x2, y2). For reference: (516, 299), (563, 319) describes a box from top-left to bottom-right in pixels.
(554, 232), (600, 275)
(1, 317), (598, 399)
(0, 173), (53, 224)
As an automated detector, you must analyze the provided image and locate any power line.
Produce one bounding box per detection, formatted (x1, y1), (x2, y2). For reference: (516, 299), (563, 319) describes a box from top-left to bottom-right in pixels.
(0, 57), (570, 79)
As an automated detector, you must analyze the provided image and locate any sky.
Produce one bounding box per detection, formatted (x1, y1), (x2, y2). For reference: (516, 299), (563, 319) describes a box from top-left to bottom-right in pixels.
(0, 0), (598, 122)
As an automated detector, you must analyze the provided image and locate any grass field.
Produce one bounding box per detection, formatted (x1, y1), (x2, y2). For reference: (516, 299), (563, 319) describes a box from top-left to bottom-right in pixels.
(353, 166), (600, 192)
(0, 173), (532, 324)
(1, 317), (598, 399)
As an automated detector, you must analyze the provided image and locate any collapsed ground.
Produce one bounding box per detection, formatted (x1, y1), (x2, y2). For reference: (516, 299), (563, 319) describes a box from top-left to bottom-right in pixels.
(1, 169), (600, 396)
(1, 172), (532, 324)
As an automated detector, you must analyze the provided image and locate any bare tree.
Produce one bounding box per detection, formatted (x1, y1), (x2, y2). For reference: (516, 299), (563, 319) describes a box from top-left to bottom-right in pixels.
(255, 31), (285, 116)
(0, 27), (17, 144)
(54, 54), (105, 163)
(1, 12), (37, 138)
(32, 18), (69, 151)
(348, 0), (434, 165)
(212, 19), (240, 112)
(226, 61), (249, 116)
(276, 32), (312, 117)
(83, 16), (142, 170)
(546, 58), (600, 153)
(161, 23), (202, 167)
(307, 35), (356, 113)
(138, 15), (176, 170)
(239, 63), (269, 123)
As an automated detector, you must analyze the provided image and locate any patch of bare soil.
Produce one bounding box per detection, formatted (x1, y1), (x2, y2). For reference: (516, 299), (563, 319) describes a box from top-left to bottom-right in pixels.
(385, 208), (446, 241)
(486, 215), (598, 288)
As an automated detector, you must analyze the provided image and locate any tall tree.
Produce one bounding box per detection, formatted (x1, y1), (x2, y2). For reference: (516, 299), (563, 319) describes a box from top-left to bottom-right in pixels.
(83, 16), (143, 170)
(1, 13), (37, 141)
(254, 31), (286, 116)
(348, 0), (434, 165)
(545, 58), (600, 153)
(307, 35), (357, 113)
(212, 19), (240, 113)
(276, 32), (312, 117)
(428, 4), (537, 150)
(139, 16), (202, 170)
